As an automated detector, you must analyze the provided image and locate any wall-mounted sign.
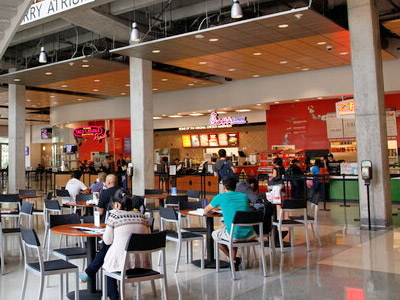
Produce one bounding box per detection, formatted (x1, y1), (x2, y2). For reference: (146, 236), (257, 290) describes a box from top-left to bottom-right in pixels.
(209, 112), (247, 126)
(182, 132), (239, 148)
(73, 126), (108, 143)
(22, 0), (95, 25)
(179, 125), (232, 130)
(336, 99), (355, 119)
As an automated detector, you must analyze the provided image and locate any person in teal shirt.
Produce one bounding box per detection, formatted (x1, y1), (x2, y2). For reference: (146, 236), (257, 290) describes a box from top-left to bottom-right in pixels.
(204, 177), (256, 270)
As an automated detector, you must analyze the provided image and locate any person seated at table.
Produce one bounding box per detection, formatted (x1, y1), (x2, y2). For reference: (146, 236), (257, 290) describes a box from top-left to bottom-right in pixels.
(204, 177), (257, 271)
(90, 172), (107, 193)
(98, 174), (119, 222)
(80, 190), (150, 300)
(65, 170), (90, 201)
(235, 177), (259, 204)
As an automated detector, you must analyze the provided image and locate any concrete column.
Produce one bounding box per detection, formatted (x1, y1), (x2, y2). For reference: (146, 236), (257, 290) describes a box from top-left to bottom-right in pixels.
(8, 83), (26, 193)
(348, 0), (392, 228)
(129, 57), (154, 194)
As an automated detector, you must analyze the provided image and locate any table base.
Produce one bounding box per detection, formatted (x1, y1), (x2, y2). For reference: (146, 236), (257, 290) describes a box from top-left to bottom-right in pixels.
(192, 259), (230, 269)
(67, 290), (102, 300)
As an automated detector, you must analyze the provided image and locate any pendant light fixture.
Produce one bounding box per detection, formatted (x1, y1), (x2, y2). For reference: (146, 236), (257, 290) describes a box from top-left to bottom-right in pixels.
(231, 0), (243, 19)
(130, 0), (140, 43)
(39, 46), (47, 63)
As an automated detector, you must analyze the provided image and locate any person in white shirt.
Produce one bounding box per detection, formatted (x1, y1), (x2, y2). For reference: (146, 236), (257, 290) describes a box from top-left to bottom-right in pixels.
(65, 170), (88, 201)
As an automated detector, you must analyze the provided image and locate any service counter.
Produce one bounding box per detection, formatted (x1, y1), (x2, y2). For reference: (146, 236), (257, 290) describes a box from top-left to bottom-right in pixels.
(154, 173), (219, 194)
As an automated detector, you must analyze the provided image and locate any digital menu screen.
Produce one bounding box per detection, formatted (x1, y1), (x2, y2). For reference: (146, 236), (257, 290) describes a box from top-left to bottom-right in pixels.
(182, 132), (239, 148)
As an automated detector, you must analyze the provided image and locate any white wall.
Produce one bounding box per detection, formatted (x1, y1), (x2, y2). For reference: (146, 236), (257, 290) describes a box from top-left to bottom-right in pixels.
(50, 58), (400, 126)
(31, 124), (53, 144)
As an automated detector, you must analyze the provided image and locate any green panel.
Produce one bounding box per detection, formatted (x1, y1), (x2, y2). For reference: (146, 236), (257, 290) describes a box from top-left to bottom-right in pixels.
(329, 179), (359, 200)
(390, 179), (400, 202)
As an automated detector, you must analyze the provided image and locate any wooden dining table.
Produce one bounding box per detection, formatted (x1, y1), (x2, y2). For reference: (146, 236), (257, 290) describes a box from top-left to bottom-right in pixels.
(52, 223), (105, 300)
(180, 209), (229, 269)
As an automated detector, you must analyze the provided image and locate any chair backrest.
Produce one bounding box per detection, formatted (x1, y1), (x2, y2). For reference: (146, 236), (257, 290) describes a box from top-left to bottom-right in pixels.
(21, 202), (34, 215)
(0, 194), (20, 203)
(148, 217), (155, 233)
(281, 199), (307, 210)
(76, 194), (93, 202)
(144, 189), (163, 195)
(45, 199), (61, 210)
(233, 211), (264, 225)
(46, 192), (53, 200)
(187, 190), (201, 200)
(166, 195), (188, 206)
(125, 231), (166, 252)
(19, 190), (36, 196)
(20, 227), (41, 247)
(56, 189), (70, 197)
(159, 206), (178, 221)
(49, 213), (81, 228)
(179, 200), (203, 210)
(132, 195), (146, 214)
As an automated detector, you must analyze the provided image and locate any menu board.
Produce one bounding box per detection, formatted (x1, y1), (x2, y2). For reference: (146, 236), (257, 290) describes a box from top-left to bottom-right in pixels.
(182, 132), (239, 148)
(343, 119), (356, 138)
(386, 110), (397, 137)
(326, 113), (343, 139)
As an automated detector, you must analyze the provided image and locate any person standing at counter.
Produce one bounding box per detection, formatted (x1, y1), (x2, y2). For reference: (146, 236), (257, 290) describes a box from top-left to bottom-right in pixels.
(269, 157), (285, 186)
(286, 159), (305, 199)
(116, 154), (127, 172)
(65, 170), (89, 201)
(214, 149), (236, 194)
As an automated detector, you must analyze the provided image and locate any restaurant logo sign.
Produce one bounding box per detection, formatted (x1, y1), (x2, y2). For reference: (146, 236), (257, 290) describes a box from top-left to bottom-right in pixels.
(209, 112), (247, 126)
(73, 126), (108, 143)
(22, 0), (95, 25)
(336, 99), (355, 119)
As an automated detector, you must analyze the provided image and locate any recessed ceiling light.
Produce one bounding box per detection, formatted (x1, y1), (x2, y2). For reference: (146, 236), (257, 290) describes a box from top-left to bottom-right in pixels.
(93, 89), (99, 92)
(161, 78), (168, 82)
(53, 102), (58, 104)
(295, 99), (301, 102)
(253, 75), (260, 78)
(199, 61), (207, 65)
(94, 79), (100, 82)
(256, 104), (262, 106)
(274, 101), (280, 104)
(189, 113), (204, 116)
(152, 50), (161, 53)
(253, 52), (262, 56)
(188, 83), (195, 86)
(162, 114), (167, 116)
(209, 38), (219, 42)
(125, 84), (130, 87)
(45, 72), (52, 75)
(61, 85), (68, 88)
(280, 61), (288, 64)
(340, 52), (349, 55)
(195, 34), (204, 39)
(77, 98), (82, 101)
(153, 88), (158, 91)
(153, 116), (162, 120)
(228, 68), (236, 71)
(82, 64), (90, 68)
(216, 111), (227, 114)
(121, 92), (126, 95)
(236, 109), (251, 112)
(317, 97), (323, 100)
(278, 24), (289, 28)
(302, 68), (309, 71)
(26, 99), (32, 102)
(14, 78), (20, 82)
(50, 95), (55, 98)
(169, 115), (183, 118)
(82, 59), (89, 63)
(317, 41), (326, 45)
(32, 104), (36, 107)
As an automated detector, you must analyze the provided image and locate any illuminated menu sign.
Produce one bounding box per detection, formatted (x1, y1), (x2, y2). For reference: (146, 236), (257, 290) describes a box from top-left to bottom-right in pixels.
(336, 99), (355, 119)
(182, 132), (239, 148)
(209, 112), (247, 126)
(73, 126), (108, 142)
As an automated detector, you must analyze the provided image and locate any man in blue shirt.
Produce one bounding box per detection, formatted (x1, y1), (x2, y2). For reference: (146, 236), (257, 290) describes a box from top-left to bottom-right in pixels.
(204, 178), (256, 270)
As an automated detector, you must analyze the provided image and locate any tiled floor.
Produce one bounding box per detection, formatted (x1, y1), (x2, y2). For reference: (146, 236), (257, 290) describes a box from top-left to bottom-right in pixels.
(2, 197), (400, 299)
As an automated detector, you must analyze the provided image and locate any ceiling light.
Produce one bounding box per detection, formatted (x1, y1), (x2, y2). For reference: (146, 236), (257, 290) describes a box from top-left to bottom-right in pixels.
(121, 92), (126, 95)
(253, 52), (262, 56)
(317, 97), (323, 100)
(77, 98), (82, 101)
(208, 110), (213, 112)
(302, 68), (309, 71)
(199, 61), (207, 65)
(236, 109), (251, 112)
(253, 75), (260, 78)
(209, 38), (219, 42)
(125, 84), (130, 87)
(153, 116), (162, 120)
(130, 22), (140, 42)
(278, 24), (289, 28)
(153, 88), (158, 91)
(274, 101), (280, 104)
(231, 0), (243, 19)
(94, 79), (100, 82)
(190, 113), (204, 116)
(317, 42), (326, 45)
(169, 115), (183, 118)
(14, 78), (20, 82)
(161, 78), (168, 82)
(82, 64), (90, 68)
(93, 89), (99, 92)
(280, 61), (288, 64)
(50, 95), (55, 98)
(195, 34), (204, 39)
(61, 85), (68, 88)
(228, 68), (236, 71)
(39, 47), (47, 63)
(216, 111), (227, 114)
(152, 49), (161, 54)
(295, 99), (300, 102)
(340, 52), (349, 55)
(53, 102), (58, 104)
(188, 83), (195, 86)
(256, 104), (262, 106)
(45, 72), (52, 75)
(26, 99), (32, 102)
(294, 13), (303, 19)
(162, 114), (167, 116)
(82, 59), (89, 63)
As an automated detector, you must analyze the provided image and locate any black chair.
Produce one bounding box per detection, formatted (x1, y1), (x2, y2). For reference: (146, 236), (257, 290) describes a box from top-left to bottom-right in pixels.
(159, 206), (204, 272)
(102, 231), (168, 300)
(144, 189), (163, 194)
(0, 194), (21, 221)
(43, 199), (62, 249)
(179, 200), (207, 234)
(19, 190), (44, 228)
(75, 194), (93, 202)
(144, 189), (164, 215)
(20, 227), (80, 300)
(187, 190), (201, 201)
(215, 211), (267, 280)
